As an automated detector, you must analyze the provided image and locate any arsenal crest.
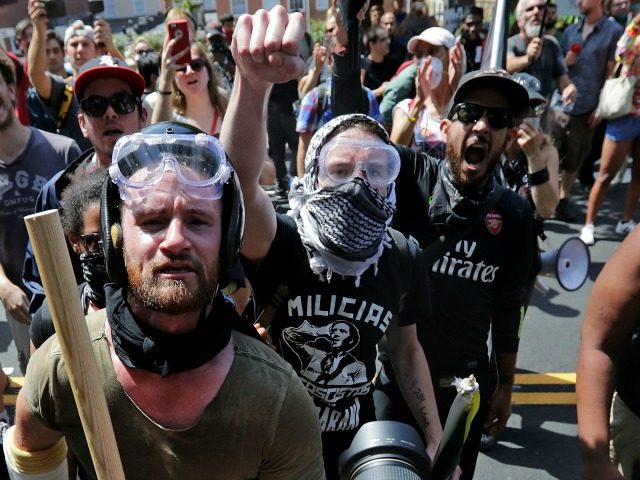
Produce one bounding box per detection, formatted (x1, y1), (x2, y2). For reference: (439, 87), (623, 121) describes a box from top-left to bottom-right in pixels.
(485, 209), (503, 235)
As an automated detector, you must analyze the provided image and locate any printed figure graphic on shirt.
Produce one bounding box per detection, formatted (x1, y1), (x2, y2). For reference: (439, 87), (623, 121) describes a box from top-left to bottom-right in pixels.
(283, 320), (367, 386)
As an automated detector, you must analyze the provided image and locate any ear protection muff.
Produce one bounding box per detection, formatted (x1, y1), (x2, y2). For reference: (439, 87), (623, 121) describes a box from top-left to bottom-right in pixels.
(218, 169), (245, 289)
(100, 175), (127, 286)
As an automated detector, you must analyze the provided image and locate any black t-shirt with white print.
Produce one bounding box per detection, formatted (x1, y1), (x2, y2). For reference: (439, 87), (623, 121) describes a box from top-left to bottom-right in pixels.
(245, 213), (425, 434)
(392, 146), (537, 378)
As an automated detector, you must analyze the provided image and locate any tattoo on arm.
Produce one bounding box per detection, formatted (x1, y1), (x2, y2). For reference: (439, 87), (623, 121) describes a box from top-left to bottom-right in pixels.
(404, 378), (430, 430)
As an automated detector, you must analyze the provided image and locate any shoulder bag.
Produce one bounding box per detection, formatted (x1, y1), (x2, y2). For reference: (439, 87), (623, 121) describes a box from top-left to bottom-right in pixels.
(595, 62), (638, 120)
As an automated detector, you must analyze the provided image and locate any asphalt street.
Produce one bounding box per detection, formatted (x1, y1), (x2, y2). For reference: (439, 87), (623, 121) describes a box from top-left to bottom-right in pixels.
(475, 176), (631, 479)
(0, 170), (631, 479)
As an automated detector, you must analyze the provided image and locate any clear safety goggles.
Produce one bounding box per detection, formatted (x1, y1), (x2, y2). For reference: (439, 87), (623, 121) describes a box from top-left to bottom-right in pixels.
(317, 137), (401, 189)
(109, 133), (232, 200)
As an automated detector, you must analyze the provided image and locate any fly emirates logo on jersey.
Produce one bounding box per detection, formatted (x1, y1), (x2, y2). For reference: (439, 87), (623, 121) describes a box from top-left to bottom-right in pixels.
(431, 239), (500, 283)
(283, 295), (393, 432)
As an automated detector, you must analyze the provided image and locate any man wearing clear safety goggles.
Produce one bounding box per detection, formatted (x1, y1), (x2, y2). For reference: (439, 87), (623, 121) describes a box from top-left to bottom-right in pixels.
(315, 136), (401, 192)
(109, 132), (233, 201)
(6, 121), (326, 480)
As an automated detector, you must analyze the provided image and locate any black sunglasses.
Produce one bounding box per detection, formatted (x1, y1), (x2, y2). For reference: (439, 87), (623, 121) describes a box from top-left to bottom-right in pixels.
(177, 57), (206, 73)
(80, 92), (138, 117)
(449, 102), (514, 129)
(79, 232), (102, 254)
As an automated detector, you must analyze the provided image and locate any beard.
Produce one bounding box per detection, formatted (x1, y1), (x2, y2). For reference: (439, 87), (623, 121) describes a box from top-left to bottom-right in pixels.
(524, 20), (541, 38)
(125, 249), (219, 315)
(446, 139), (503, 190)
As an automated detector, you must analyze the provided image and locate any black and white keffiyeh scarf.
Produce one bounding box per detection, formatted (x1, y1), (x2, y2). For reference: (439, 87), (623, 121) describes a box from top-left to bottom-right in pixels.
(288, 114), (397, 286)
(428, 160), (495, 229)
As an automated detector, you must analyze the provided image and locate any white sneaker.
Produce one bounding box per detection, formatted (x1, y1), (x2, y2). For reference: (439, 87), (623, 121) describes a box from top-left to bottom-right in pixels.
(615, 219), (637, 236)
(580, 224), (595, 246)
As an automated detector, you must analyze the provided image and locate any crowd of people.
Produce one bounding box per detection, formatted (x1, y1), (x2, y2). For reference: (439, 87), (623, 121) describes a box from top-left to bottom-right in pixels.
(0, 0), (638, 478)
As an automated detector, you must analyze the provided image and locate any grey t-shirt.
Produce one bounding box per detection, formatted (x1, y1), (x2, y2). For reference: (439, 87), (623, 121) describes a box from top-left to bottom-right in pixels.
(0, 128), (80, 291)
(507, 34), (568, 98)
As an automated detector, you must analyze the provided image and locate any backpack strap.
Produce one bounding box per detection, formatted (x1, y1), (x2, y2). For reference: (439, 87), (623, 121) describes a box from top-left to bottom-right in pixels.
(56, 79), (74, 130)
(387, 228), (420, 311)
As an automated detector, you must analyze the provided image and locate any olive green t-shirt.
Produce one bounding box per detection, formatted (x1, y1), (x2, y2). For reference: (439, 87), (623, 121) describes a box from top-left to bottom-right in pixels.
(24, 310), (325, 479)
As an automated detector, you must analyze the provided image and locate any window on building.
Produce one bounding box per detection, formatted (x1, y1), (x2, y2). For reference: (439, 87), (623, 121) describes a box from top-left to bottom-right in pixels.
(289, 0), (304, 11)
(264, 0), (280, 10)
(231, 0), (248, 16)
(315, 0), (328, 10)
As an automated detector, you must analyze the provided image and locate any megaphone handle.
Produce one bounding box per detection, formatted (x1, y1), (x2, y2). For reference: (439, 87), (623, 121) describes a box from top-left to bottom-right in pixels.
(535, 277), (550, 296)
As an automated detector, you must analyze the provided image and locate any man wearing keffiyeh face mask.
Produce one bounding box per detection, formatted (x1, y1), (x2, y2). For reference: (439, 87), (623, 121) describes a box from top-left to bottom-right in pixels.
(288, 114), (398, 285)
(222, 7), (443, 479)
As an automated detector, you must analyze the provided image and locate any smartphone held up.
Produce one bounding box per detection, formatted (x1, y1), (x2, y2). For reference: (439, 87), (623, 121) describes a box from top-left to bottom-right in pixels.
(167, 19), (191, 65)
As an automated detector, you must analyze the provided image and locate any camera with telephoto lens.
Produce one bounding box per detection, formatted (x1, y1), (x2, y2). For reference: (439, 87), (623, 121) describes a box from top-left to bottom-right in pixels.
(338, 421), (431, 480)
(43, 0), (66, 18)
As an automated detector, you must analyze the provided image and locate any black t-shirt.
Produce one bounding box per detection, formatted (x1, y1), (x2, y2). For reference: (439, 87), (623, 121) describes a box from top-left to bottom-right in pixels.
(363, 57), (401, 96)
(244, 214), (425, 433)
(268, 79), (299, 114)
(392, 146), (537, 376)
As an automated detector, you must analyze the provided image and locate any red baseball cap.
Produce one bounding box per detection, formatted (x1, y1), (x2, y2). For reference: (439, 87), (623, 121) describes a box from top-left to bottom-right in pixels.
(74, 55), (145, 99)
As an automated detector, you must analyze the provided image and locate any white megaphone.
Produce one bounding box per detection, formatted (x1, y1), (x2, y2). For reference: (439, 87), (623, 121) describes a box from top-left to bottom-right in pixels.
(538, 237), (590, 291)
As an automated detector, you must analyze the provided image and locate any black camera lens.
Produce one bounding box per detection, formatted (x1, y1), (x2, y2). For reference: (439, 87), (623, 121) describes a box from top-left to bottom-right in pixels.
(338, 421), (431, 480)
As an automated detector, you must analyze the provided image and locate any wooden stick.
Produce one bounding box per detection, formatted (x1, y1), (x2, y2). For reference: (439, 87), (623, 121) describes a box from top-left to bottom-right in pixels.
(24, 210), (125, 480)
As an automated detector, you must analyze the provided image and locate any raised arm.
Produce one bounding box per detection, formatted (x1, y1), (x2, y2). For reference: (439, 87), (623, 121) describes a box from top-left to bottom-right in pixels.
(220, 7), (305, 262)
(93, 19), (123, 60)
(577, 227), (640, 480)
(151, 34), (187, 125)
(516, 122), (560, 219)
(27, 0), (53, 100)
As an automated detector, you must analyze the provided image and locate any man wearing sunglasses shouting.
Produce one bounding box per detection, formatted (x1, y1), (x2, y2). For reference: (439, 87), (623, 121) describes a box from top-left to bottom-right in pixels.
(385, 68), (539, 478)
(22, 55), (147, 319)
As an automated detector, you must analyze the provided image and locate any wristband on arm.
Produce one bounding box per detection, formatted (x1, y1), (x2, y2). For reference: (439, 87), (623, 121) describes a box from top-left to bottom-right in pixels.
(528, 166), (549, 186)
(3, 426), (68, 480)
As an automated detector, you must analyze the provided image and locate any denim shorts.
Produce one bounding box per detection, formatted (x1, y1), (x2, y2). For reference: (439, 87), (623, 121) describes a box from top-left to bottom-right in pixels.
(606, 114), (640, 142)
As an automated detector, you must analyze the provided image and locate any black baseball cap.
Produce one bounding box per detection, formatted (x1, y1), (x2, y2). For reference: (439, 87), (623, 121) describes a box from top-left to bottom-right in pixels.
(449, 68), (530, 120)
